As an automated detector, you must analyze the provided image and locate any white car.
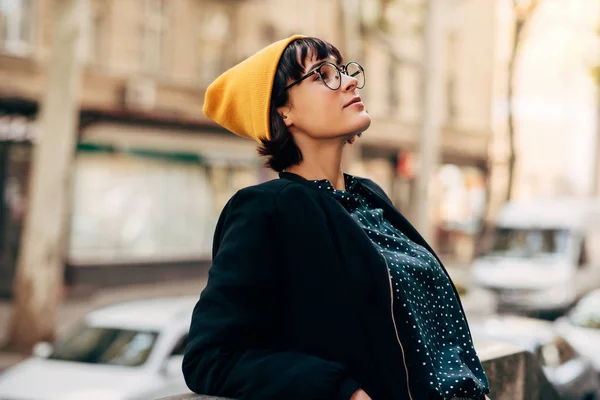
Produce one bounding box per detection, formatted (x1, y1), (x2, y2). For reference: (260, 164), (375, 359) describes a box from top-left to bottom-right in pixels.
(555, 289), (600, 372)
(445, 267), (497, 319)
(0, 296), (197, 400)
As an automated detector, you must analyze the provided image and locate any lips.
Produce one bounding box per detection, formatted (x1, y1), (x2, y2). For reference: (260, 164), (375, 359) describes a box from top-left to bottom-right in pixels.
(344, 96), (362, 108)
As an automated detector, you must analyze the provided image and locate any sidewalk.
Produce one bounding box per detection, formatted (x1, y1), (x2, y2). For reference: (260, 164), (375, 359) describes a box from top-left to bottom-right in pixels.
(0, 276), (208, 372)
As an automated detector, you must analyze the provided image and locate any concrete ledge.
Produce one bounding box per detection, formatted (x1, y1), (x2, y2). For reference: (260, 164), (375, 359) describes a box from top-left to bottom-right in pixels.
(157, 395), (230, 400)
(478, 339), (561, 400)
(160, 341), (561, 400)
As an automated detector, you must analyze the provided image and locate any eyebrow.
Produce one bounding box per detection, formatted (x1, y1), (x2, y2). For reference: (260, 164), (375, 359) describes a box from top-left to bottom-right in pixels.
(305, 55), (343, 72)
(305, 60), (327, 73)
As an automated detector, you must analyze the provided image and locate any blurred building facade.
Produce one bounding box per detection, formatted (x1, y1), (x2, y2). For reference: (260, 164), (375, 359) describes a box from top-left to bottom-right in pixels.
(0, 0), (494, 294)
(488, 0), (600, 218)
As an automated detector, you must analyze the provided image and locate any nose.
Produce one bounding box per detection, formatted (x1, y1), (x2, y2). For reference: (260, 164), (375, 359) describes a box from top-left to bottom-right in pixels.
(341, 72), (358, 92)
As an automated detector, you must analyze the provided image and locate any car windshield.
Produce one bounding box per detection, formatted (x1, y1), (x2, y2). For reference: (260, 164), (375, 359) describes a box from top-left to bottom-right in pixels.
(484, 228), (569, 259)
(49, 324), (159, 366)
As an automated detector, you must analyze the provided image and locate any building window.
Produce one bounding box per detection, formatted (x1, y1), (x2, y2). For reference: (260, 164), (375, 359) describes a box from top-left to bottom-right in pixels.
(198, 9), (230, 87)
(69, 151), (216, 262)
(68, 147), (265, 263)
(140, 0), (167, 73)
(0, 0), (34, 55)
(86, 0), (106, 66)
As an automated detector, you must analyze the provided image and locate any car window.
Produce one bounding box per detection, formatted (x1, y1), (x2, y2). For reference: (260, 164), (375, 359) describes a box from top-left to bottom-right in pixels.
(485, 228), (570, 259)
(49, 324), (159, 367)
(170, 334), (188, 356)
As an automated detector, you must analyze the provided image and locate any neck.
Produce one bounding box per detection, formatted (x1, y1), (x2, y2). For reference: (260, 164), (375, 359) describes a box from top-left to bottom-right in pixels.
(284, 136), (347, 191)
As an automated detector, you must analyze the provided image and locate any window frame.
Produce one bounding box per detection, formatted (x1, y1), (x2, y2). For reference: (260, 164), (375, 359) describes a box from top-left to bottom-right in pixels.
(0, 0), (35, 56)
(140, 0), (168, 73)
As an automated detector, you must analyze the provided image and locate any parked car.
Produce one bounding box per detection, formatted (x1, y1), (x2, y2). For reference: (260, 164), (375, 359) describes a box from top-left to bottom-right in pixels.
(470, 315), (600, 400)
(472, 198), (600, 315)
(555, 289), (600, 373)
(0, 296), (196, 400)
(446, 267), (497, 319)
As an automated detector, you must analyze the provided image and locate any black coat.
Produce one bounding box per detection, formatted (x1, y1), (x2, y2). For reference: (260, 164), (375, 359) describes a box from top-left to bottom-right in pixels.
(183, 172), (473, 400)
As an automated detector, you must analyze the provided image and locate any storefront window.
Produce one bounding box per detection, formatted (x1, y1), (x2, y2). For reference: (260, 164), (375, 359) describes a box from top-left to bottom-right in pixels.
(68, 148), (265, 264)
(435, 164), (487, 260)
(69, 152), (215, 263)
(437, 165), (486, 232)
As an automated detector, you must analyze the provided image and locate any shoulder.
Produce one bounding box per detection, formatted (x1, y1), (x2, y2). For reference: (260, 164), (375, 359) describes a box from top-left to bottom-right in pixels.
(225, 178), (319, 215)
(223, 181), (280, 217)
(214, 178), (324, 243)
(233, 178), (311, 201)
(213, 181), (286, 244)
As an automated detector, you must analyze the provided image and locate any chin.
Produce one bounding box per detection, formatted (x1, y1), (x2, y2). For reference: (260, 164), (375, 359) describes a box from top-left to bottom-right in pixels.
(351, 112), (371, 134)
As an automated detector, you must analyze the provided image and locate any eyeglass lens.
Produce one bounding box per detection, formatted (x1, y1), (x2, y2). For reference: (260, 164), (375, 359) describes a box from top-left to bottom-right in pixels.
(319, 62), (365, 90)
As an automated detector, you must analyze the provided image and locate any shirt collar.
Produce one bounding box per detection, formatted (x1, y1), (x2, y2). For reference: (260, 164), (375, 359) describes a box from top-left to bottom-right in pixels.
(309, 173), (358, 194)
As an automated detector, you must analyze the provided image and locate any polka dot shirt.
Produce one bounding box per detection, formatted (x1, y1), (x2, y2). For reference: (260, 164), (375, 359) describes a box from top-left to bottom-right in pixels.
(310, 174), (490, 400)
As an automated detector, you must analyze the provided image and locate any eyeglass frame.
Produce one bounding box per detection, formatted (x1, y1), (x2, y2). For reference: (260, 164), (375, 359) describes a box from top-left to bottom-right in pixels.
(280, 61), (365, 94)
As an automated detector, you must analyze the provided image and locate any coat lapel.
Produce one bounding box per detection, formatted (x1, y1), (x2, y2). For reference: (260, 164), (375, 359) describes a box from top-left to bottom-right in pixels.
(358, 180), (432, 252)
(357, 178), (473, 327)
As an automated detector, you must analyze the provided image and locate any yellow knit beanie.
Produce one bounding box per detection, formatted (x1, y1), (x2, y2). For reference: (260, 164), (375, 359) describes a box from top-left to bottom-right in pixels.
(203, 35), (306, 143)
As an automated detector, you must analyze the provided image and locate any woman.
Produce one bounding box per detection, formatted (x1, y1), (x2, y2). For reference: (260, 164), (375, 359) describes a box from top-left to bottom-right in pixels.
(183, 35), (491, 400)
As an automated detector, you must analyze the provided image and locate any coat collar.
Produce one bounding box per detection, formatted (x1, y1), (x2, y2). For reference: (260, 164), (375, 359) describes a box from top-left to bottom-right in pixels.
(279, 170), (471, 329)
(278, 171), (311, 184)
(279, 172), (432, 261)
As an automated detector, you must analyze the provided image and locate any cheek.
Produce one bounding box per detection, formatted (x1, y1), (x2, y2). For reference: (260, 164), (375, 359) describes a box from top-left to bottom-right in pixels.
(297, 91), (341, 124)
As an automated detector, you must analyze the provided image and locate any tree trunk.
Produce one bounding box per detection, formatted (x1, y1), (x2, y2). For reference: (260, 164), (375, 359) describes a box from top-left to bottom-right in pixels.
(505, 0), (539, 202)
(592, 76), (600, 195)
(505, 22), (519, 202)
(411, 0), (443, 244)
(5, 0), (87, 352)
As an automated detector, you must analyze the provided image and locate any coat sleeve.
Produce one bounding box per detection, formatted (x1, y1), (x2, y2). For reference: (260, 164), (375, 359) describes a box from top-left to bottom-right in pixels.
(182, 187), (361, 400)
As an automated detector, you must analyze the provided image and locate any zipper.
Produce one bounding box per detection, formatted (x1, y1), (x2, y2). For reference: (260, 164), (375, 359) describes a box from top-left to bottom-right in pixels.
(382, 255), (414, 400)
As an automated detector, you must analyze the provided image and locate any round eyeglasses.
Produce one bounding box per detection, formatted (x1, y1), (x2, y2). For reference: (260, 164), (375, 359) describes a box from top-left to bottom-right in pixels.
(281, 61), (365, 94)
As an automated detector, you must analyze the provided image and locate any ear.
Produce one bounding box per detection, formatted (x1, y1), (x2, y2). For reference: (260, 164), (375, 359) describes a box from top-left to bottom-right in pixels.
(277, 106), (293, 128)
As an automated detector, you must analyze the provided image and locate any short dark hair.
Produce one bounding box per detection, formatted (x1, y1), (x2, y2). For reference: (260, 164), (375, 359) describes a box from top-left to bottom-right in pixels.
(257, 37), (343, 172)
